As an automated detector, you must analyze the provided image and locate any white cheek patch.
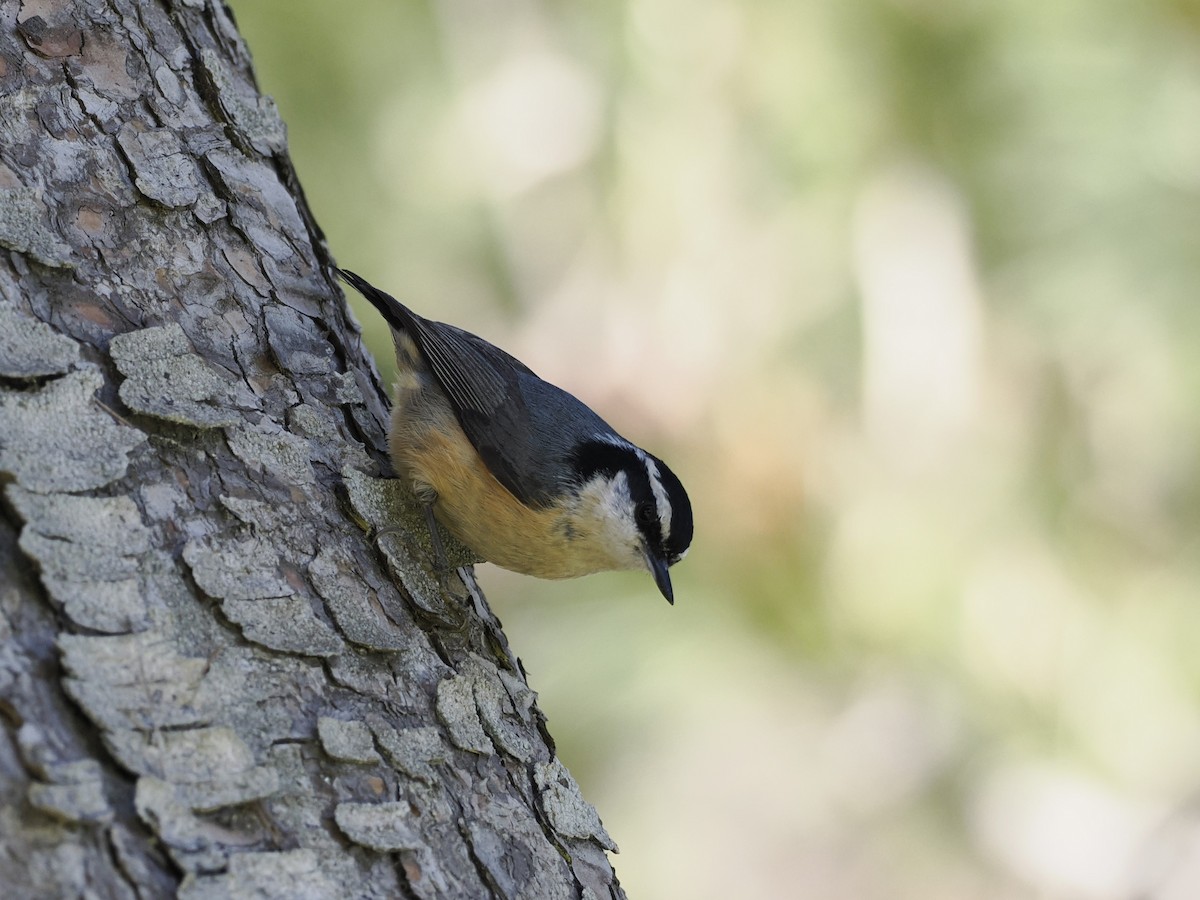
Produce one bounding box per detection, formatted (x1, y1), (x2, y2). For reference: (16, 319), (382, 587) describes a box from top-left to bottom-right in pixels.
(573, 471), (645, 569)
(599, 471), (638, 542)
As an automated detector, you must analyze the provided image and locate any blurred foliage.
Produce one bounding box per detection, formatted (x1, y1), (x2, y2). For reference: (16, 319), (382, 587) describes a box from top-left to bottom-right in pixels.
(232, 0), (1200, 897)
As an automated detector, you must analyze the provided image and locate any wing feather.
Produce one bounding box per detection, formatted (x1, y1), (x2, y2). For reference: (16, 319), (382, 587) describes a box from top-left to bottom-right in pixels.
(339, 268), (555, 507)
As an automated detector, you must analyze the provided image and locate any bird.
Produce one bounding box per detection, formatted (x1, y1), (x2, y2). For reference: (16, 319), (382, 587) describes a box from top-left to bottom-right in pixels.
(338, 268), (692, 603)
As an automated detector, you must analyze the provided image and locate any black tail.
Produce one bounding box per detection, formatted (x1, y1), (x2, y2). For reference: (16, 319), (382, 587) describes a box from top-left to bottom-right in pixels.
(337, 268), (413, 334)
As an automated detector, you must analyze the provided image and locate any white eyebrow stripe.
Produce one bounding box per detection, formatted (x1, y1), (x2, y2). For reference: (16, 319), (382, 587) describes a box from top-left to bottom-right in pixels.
(641, 453), (672, 537)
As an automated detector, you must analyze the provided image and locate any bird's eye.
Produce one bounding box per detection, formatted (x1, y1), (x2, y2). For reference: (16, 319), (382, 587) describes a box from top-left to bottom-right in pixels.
(635, 501), (657, 528)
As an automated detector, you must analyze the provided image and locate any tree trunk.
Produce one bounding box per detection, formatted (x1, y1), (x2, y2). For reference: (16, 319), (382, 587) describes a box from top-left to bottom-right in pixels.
(0, 2), (623, 897)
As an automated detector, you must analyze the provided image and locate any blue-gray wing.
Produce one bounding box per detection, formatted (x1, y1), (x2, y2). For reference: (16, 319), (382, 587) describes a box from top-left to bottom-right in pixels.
(404, 317), (562, 506)
(339, 269), (580, 508)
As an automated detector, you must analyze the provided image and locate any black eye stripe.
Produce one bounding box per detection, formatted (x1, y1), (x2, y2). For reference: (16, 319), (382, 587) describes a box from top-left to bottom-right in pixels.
(572, 440), (694, 563)
(573, 440), (637, 481)
(622, 466), (661, 547)
(573, 440), (663, 546)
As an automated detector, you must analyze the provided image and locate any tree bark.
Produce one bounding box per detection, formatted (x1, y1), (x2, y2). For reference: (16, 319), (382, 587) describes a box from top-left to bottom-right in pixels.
(0, 2), (623, 897)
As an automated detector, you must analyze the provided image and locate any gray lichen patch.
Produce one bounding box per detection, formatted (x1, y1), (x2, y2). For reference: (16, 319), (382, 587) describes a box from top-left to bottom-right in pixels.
(17, 530), (147, 632)
(178, 849), (355, 900)
(265, 744), (348, 853)
(40, 757), (106, 788)
(28, 778), (112, 824)
(354, 470), (478, 566)
(0, 304), (79, 378)
(333, 801), (424, 852)
(342, 467), (468, 561)
(534, 759), (617, 852)
(0, 184), (73, 267)
(222, 596), (344, 658)
(7, 486), (150, 550)
(133, 774), (283, 872)
(18, 529), (138, 583)
(188, 648), (330, 755)
(325, 652), (402, 698)
(464, 656), (535, 762)
(116, 124), (210, 209)
(341, 466), (409, 533)
(428, 658), (542, 763)
(54, 578), (147, 633)
(316, 717), (380, 764)
(0, 369), (146, 492)
(226, 424), (315, 487)
(23, 754), (109, 824)
(113, 726), (255, 784)
(140, 479), (189, 521)
(117, 732), (278, 812)
(368, 721), (444, 784)
(435, 672), (494, 756)
(288, 402), (372, 472)
(58, 631), (212, 735)
(342, 467), (479, 614)
(376, 534), (459, 624)
(183, 536), (294, 602)
(134, 776), (228, 872)
(199, 49), (286, 155)
(308, 547), (405, 651)
(7, 486), (151, 632)
(168, 765), (280, 813)
(332, 370), (364, 405)
(109, 323), (243, 428)
(28, 774), (104, 821)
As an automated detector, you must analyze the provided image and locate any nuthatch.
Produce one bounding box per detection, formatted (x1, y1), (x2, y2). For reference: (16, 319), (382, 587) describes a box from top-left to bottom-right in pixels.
(339, 269), (692, 603)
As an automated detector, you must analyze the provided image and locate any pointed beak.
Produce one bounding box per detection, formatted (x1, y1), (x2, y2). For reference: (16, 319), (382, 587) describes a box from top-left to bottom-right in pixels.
(644, 549), (674, 605)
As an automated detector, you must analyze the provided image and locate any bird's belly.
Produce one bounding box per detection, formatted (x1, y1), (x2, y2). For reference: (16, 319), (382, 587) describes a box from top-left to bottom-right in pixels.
(388, 396), (619, 579)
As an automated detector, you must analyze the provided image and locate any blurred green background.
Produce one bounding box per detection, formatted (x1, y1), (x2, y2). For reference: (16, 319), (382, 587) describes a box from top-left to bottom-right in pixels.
(231, 1), (1200, 897)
